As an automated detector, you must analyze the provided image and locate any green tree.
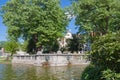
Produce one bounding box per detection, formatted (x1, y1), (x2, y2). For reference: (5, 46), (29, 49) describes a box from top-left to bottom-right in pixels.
(19, 40), (28, 52)
(72, 0), (120, 36)
(1, 0), (67, 54)
(0, 41), (6, 48)
(67, 34), (80, 53)
(43, 40), (59, 53)
(4, 41), (18, 56)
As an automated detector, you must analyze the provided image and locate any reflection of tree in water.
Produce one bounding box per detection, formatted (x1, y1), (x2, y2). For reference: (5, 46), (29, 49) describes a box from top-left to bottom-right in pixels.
(12, 64), (39, 80)
(36, 67), (58, 80)
(36, 66), (87, 80)
(2, 64), (38, 80)
(60, 66), (83, 80)
(0, 64), (6, 80)
(1, 64), (17, 80)
(0, 64), (87, 80)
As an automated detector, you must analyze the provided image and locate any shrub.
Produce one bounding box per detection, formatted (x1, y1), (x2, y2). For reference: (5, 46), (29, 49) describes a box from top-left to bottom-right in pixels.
(81, 65), (104, 80)
(90, 31), (120, 72)
(102, 69), (120, 80)
(81, 31), (120, 80)
(81, 65), (120, 80)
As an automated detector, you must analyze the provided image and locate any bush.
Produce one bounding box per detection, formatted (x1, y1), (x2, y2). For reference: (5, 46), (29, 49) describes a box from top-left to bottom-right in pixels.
(102, 69), (120, 80)
(81, 65), (104, 80)
(90, 31), (120, 72)
(81, 65), (120, 80)
(81, 31), (120, 80)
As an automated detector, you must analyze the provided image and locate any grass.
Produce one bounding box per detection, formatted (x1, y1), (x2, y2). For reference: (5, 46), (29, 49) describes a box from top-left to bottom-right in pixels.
(0, 57), (11, 64)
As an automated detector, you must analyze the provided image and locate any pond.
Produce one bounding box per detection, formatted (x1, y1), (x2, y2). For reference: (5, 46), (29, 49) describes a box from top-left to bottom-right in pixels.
(0, 64), (87, 80)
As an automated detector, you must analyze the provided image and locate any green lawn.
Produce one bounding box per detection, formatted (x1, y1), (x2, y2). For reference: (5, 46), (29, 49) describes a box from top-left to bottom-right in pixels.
(0, 57), (11, 64)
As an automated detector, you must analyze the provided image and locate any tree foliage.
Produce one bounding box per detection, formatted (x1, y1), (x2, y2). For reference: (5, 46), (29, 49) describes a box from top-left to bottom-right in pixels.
(2, 0), (67, 53)
(81, 65), (103, 80)
(81, 65), (120, 80)
(20, 40), (28, 52)
(69, 0), (120, 79)
(0, 41), (6, 48)
(81, 31), (120, 80)
(67, 34), (81, 53)
(43, 40), (59, 53)
(90, 31), (120, 72)
(72, 0), (120, 35)
(4, 41), (18, 56)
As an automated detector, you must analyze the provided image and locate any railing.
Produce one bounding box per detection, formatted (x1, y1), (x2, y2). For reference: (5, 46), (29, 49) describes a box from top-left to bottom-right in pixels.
(12, 54), (90, 66)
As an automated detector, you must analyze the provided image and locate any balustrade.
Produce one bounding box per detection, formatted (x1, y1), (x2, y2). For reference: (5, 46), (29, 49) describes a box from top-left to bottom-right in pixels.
(12, 54), (90, 66)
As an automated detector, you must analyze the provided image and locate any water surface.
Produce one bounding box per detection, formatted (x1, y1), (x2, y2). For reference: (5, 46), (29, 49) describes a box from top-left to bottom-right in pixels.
(0, 64), (87, 80)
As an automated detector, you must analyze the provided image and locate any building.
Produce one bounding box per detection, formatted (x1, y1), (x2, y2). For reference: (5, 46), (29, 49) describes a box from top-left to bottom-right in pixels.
(57, 31), (73, 50)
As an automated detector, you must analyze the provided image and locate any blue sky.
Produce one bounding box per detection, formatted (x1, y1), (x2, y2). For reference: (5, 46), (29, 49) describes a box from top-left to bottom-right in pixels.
(0, 0), (78, 41)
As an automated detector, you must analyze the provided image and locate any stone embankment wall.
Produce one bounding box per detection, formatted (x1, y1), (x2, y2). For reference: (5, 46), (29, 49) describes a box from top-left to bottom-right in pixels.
(12, 54), (90, 66)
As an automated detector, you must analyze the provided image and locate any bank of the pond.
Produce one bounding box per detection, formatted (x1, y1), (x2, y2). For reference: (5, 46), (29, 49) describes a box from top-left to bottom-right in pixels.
(0, 60), (11, 64)
(0, 57), (11, 64)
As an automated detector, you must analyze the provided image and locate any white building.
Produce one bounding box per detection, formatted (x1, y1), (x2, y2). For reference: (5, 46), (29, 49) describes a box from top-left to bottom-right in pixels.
(57, 31), (73, 49)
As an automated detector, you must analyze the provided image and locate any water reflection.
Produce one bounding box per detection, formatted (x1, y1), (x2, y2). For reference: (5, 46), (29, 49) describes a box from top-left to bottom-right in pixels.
(0, 64), (87, 80)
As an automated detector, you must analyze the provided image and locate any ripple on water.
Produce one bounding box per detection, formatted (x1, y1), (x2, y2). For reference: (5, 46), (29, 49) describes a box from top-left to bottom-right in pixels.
(0, 64), (88, 80)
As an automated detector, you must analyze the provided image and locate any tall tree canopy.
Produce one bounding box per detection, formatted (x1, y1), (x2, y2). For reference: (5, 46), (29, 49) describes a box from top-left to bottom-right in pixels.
(2, 0), (67, 53)
(72, 0), (120, 36)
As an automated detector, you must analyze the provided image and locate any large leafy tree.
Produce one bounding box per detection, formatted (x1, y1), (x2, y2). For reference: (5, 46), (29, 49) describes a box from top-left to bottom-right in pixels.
(72, 0), (120, 36)
(2, 0), (67, 53)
